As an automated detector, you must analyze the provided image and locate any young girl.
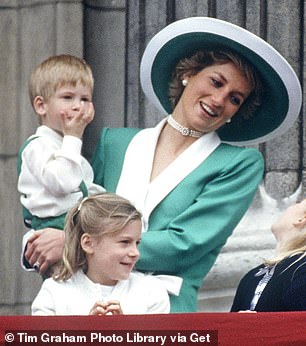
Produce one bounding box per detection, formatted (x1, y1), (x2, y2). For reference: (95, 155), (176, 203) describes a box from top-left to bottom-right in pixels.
(231, 199), (306, 312)
(31, 193), (181, 315)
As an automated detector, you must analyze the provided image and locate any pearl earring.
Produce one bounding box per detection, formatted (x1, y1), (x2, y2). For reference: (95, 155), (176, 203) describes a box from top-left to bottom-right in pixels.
(226, 118), (231, 123)
(182, 79), (188, 86)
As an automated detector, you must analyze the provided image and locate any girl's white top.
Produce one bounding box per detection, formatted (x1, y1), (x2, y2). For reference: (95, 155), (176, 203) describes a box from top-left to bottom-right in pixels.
(31, 270), (182, 315)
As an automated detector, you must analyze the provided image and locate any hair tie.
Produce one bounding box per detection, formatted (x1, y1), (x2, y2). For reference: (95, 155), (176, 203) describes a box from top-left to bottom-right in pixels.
(77, 196), (89, 211)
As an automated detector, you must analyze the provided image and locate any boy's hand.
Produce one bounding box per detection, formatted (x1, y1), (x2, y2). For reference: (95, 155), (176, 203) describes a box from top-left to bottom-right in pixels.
(61, 101), (94, 138)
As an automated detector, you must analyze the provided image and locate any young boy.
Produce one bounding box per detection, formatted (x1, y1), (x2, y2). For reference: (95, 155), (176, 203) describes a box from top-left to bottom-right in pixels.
(18, 55), (105, 274)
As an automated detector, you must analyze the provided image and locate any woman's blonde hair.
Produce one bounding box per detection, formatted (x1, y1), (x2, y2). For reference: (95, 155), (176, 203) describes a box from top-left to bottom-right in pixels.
(169, 50), (263, 119)
(29, 54), (94, 107)
(55, 193), (142, 281)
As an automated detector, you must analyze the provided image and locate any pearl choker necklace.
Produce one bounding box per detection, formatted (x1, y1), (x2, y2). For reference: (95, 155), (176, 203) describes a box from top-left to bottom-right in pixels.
(167, 114), (203, 138)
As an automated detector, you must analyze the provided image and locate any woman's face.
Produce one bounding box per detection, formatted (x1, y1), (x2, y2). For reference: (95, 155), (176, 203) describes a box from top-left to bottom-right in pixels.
(271, 199), (306, 242)
(174, 62), (252, 133)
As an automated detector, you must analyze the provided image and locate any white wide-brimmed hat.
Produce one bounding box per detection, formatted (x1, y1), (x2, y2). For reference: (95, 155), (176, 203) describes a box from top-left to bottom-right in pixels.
(140, 17), (302, 145)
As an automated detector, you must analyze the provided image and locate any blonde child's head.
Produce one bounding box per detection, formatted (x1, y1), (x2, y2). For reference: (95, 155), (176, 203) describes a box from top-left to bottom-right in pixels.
(266, 199), (306, 266)
(29, 54), (94, 109)
(55, 193), (142, 281)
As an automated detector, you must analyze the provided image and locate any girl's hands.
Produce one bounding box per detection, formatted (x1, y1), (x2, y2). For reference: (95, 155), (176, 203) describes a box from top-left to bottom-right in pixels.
(89, 300), (123, 316)
(61, 101), (94, 138)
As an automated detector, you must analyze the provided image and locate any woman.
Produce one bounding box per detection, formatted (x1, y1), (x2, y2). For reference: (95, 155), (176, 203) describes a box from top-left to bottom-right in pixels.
(231, 199), (306, 312)
(24, 17), (302, 312)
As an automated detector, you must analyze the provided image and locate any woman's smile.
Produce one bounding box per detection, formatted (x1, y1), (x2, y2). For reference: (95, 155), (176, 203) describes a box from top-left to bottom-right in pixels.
(174, 62), (252, 133)
(199, 101), (219, 118)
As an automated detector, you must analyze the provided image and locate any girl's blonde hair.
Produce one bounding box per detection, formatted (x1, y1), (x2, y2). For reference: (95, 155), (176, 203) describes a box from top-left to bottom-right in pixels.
(55, 193), (142, 281)
(29, 54), (94, 107)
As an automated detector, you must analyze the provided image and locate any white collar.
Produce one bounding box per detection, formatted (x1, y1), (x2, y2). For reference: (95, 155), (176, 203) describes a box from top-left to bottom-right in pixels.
(35, 125), (63, 144)
(116, 118), (221, 230)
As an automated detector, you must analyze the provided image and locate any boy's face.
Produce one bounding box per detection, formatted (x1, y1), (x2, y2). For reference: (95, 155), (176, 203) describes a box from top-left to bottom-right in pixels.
(37, 82), (92, 135)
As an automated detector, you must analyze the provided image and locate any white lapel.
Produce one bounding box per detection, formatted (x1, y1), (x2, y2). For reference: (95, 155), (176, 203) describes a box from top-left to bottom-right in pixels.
(116, 119), (164, 219)
(116, 117), (221, 230)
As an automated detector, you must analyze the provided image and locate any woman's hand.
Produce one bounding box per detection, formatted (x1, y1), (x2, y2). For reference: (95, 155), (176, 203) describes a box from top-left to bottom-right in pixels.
(25, 228), (65, 275)
(89, 300), (123, 315)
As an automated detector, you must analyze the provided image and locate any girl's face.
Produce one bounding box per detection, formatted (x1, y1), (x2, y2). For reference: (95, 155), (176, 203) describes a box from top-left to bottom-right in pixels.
(271, 199), (306, 242)
(174, 62), (252, 133)
(35, 82), (92, 135)
(84, 219), (142, 286)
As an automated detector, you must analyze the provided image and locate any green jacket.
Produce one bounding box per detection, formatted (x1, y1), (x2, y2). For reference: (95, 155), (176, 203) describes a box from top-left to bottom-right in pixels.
(91, 127), (264, 312)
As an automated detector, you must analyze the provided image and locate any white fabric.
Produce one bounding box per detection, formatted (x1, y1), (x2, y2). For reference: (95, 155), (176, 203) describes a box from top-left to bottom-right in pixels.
(18, 125), (105, 218)
(116, 117), (221, 230)
(31, 270), (173, 315)
(154, 274), (183, 296)
(250, 265), (276, 311)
